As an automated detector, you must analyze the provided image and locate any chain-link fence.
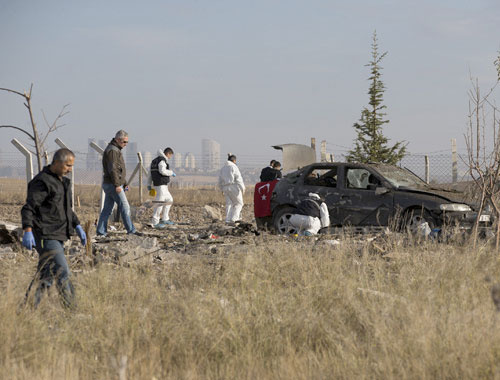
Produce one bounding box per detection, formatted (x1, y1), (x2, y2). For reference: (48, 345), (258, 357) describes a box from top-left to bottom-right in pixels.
(0, 149), (471, 186)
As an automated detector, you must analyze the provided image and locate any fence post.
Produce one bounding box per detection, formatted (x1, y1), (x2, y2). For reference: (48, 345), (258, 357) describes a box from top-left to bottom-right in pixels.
(451, 138), (458, 183)
(55, 138), (75, 211)
(11, 138), (33, 184)
(137, 152), (144, 204)
(89, 141), (105, 212)
(425, 155), (430, 184)
(320, 140), (326, 162)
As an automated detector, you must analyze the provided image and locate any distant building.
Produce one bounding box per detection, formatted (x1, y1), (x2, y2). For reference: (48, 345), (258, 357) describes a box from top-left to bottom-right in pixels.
(184, 152), (196, 170)
(142, 151), (152, 167)
(201, 139), (220, 172)
(125, 142), (138, 169)
(173, 152), (183, 169)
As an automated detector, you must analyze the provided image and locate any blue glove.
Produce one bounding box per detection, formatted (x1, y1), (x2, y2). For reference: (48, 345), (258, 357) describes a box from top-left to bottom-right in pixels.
(22, 231), (36, 250)
(75, 225), (87, 246)
(171, 172), (176, 177)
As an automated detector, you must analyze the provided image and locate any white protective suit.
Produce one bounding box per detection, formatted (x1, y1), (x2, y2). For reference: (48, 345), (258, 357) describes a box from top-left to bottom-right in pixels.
(218, 160), (246, 223)
(289, 194), (330, 235)
(147, 149), (174, 225)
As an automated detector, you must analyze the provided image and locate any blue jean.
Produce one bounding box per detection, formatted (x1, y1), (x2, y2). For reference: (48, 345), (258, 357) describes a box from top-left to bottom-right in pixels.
(26, 238), (75, 308)
(96, 183), (136, 235)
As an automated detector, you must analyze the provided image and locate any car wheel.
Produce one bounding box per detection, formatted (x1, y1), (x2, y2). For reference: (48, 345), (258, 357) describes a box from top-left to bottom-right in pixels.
(402, 209), (436, 235)
(273, 206), (298, 235)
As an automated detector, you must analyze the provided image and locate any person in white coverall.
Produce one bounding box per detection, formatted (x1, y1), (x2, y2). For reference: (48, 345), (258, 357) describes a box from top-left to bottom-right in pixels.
(218, 154), (245, 224)
(289, 193), (330, 235)
(147, 147), (176, 228)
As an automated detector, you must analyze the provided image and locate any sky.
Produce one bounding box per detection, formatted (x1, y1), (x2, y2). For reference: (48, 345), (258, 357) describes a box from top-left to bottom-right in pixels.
(1, 0), (499, 165)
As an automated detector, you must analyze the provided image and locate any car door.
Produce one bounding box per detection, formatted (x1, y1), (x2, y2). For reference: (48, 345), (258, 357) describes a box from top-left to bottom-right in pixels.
(298, 165), (344, 225)
(337, 166), (393, 226)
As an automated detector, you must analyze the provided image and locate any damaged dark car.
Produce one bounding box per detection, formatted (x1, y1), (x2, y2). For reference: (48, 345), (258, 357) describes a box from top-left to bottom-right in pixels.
(270, 162), (493, 234)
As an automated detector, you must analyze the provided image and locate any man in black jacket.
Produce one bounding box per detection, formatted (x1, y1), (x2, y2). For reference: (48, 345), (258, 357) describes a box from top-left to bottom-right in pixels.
(21, 148), (86, 308)
(260, 160), (282, 182)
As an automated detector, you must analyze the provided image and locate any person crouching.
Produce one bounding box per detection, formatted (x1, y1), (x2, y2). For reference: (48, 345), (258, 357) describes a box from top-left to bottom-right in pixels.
(289, 193), (330, 236)
(147, 147), (176, 228)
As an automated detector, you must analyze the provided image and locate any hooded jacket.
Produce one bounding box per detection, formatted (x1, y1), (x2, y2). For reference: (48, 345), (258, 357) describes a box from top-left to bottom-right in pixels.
(147, 149), (174, 187)
(296, 194), (330, 228)
(21, 166), (80, 241)
(102, 139), (127, 187)
(218, 160), (245, 193)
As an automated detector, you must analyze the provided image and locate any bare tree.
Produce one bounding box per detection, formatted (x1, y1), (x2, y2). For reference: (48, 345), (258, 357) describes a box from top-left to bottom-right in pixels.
(464, 68), (500, 249)
(0, 84), (69, 172)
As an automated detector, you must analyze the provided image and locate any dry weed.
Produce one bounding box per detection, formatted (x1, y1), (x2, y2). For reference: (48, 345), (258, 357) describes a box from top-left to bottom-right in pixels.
(1, 239), (500, 379)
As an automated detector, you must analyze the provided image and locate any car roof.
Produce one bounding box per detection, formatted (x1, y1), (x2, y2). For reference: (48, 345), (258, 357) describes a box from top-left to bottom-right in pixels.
(300, 162), (395, 170)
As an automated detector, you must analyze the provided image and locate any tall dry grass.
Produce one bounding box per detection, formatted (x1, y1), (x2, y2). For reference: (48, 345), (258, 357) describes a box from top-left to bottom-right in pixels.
(0, 179), (254, 213)
(1, 238), (500, 379)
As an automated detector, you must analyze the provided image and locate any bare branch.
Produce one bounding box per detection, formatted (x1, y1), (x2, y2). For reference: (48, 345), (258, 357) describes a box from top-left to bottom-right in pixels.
(0, 125), (35, 140)
(0, 87), (27, 98)
(39, 103), (70, 147)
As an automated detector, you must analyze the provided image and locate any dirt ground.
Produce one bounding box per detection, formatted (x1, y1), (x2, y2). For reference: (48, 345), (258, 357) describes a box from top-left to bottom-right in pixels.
(0, 197), (316, 267)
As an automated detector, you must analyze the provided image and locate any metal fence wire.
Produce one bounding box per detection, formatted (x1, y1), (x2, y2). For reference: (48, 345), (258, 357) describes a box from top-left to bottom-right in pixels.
(0, 150), (471, 186)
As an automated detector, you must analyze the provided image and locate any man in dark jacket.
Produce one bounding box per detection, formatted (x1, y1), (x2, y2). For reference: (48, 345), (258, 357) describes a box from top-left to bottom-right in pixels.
(260, 160), (282, 182)
(21, 148), (86, 308)
(96, 130), (140, 236)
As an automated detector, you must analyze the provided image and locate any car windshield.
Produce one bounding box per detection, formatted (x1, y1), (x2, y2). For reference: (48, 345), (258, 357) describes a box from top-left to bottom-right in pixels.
(373, 165), (428, 189)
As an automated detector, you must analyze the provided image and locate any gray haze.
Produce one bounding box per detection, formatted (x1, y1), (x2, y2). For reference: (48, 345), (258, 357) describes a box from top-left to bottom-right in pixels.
(1, 0), (499, 165)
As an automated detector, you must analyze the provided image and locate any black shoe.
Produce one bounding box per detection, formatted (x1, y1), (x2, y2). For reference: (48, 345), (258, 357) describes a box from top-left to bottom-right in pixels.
(129, 231), (144, 237)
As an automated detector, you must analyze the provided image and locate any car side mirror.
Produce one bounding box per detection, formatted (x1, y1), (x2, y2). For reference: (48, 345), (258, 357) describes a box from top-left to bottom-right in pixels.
(375, 186), (390, 196)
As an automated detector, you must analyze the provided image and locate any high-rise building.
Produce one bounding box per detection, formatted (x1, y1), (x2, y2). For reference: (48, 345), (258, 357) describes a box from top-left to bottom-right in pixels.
(201, 139), (220, 172)
(184, 152), (196, 170)
(173, 152), (183, 169)
(125, 142), (138, 169)
(142, 151), (152, 167)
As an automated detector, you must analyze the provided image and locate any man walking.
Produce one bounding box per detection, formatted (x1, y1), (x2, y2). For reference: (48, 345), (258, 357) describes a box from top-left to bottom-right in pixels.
(219, 154), (245, 224)
(147, 147), (176, 228)
(21, 148), (86, 308)
(96, 130), (141, 236)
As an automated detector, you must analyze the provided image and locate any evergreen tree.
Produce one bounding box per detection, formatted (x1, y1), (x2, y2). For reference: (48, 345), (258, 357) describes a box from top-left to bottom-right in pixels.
(346, 31), (406, 165)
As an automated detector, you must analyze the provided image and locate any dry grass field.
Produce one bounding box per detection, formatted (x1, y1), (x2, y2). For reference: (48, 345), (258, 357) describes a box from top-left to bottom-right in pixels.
(1, 178), (500, 379)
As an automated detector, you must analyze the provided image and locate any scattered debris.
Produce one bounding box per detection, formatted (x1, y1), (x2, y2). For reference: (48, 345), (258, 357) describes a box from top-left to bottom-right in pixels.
(0, 246), (17, 259)
(204, 205), (222, 221)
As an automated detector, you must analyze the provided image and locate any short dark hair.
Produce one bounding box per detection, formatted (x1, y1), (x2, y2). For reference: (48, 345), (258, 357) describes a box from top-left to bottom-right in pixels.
(270, 159), (276, 166)
(272, 161), (281, 168)
(52, 148), (75, 164)
(228, 154), (236, 162)
(164, 147), (174, 155)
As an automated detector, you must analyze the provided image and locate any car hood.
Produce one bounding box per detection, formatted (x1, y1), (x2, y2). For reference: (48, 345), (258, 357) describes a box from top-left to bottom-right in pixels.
(397, 187), (469, 204)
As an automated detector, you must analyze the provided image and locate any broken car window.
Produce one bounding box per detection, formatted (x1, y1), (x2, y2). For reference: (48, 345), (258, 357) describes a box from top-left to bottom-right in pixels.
(346, 168), (371, 189)
(304, 168), (337, 188)
(373, 165), (427, 189)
